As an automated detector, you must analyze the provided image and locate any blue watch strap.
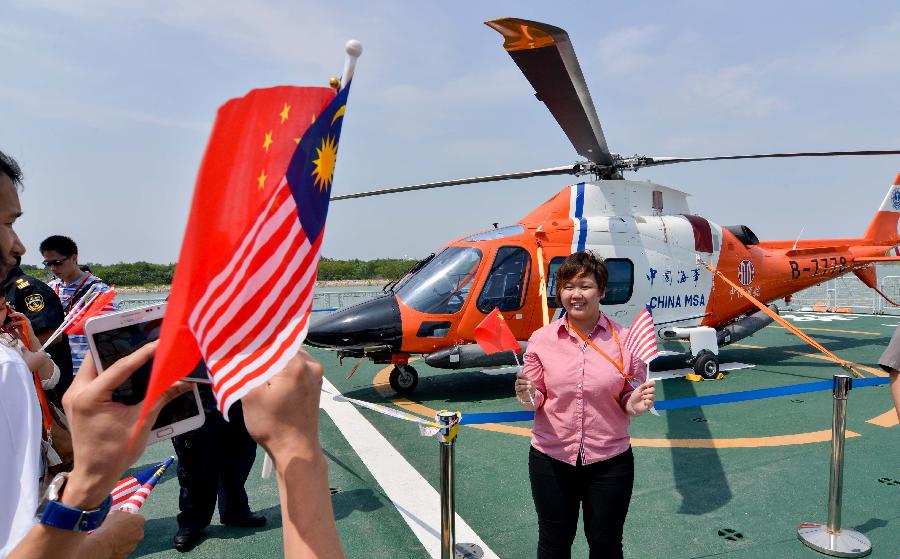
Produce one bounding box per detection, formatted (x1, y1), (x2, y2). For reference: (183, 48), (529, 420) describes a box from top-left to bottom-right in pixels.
(38, 494), (113, 532)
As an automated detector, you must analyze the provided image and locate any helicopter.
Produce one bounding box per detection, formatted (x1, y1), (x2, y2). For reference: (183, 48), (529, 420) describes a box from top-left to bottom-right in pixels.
(306, 17), (900, 393)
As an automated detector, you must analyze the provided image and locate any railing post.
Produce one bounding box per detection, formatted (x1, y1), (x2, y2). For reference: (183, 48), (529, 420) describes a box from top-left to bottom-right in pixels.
(797, 375), (871, 557)
(437, 411), (460, 559)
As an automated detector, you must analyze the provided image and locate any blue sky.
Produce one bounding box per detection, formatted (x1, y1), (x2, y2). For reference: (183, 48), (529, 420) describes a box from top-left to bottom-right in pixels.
(3, 1), (900, 265)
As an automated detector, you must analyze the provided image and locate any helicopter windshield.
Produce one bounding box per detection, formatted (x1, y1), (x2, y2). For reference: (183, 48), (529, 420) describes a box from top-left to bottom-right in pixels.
(395, 247), (483, 315)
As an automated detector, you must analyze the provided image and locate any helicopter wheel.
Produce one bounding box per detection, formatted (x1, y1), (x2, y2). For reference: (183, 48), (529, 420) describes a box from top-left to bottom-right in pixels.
(693, 350), (720, 380)
(389, 364), (418, 394)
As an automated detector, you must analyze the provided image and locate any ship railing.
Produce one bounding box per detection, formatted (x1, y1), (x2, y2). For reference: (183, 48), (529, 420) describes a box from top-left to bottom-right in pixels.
(312, 290), (381, 312)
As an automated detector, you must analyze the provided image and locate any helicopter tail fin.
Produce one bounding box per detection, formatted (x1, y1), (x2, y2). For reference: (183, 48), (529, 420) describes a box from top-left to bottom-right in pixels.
(863, 171), (900, 246)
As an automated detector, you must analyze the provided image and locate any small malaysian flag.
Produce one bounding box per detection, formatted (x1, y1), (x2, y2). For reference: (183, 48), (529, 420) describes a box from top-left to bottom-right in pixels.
(111, 457), (174, 508)
(623, 305), (659, 364)
(116, 456), (175, 512)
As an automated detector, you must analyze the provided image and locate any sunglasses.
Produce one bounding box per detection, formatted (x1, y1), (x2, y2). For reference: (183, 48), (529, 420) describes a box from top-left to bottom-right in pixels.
(42, 256), (71, 267)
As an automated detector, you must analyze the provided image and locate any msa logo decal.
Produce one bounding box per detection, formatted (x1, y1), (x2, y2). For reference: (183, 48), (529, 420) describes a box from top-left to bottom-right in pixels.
(24, 294), (44, 312)
(893, 188), (900, 210)
(737, 260), (755, 286)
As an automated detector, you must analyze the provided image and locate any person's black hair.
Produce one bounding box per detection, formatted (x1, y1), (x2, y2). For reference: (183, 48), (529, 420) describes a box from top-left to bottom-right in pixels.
(554, 251), (608, 301)
(0, 150), (23, 188)
(40, 235), (79, 257)
(79, 264), (92, 273)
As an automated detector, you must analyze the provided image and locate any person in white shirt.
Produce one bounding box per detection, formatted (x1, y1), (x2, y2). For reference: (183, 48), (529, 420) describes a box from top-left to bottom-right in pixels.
(0, 337), (42, 556)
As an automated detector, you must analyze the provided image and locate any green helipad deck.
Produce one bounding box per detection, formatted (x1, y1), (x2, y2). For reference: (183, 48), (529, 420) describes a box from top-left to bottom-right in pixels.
(129, 311), (899, 558)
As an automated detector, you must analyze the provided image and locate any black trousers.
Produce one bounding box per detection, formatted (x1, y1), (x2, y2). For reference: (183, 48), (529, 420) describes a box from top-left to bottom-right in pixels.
(172, 399), (258, 530)
(529, 446), (634, 559)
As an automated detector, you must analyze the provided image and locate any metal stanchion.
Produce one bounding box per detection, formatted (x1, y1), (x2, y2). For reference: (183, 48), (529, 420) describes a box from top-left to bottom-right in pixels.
(437, 411), (459, 559)
(798, 375), (872, 557)
(436, 410), (483, 559)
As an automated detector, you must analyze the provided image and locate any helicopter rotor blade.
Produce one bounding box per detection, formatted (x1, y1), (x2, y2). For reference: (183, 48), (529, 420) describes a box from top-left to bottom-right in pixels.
(331, 164), (582, 201)
(626, 149), (900, 170)
(485, 18), (615, 169)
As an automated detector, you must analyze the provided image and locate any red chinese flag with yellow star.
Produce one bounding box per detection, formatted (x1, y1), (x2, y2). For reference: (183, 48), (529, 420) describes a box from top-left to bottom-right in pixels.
(141, 82), (352, 422)
(473, 308), (520, 354)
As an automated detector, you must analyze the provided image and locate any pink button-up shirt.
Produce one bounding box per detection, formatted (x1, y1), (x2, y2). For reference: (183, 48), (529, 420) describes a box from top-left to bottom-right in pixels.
(523, 313), (647, 466)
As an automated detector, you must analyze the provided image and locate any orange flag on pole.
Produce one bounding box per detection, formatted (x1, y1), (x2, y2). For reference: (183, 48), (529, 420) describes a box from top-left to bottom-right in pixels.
(473, 308), (520, 354)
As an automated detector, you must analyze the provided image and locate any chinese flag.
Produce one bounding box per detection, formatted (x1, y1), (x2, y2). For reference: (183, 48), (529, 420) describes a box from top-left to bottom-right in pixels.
(473, 308), (520, 354)
(64, 289), (117, 335)
(140, 83), (351, 425)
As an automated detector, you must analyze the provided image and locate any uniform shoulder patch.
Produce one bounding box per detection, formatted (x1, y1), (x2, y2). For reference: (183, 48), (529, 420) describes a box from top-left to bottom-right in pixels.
(15, 278), (30, 289)
(24, 293), (44, 312)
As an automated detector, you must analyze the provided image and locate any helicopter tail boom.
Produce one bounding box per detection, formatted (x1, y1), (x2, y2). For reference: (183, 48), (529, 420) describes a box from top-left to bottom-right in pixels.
(862, 172), (900, 246)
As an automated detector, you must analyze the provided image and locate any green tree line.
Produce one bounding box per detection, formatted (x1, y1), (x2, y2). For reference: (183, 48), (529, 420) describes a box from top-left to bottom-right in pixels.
(19, 258), (420, 286)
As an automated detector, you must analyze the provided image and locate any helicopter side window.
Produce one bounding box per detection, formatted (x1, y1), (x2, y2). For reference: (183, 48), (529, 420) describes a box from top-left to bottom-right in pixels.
(394, 247), (483, 315)
(546, 257), (566, 308)
(546, 256), (634, 307)
(476, 246), (532, 312)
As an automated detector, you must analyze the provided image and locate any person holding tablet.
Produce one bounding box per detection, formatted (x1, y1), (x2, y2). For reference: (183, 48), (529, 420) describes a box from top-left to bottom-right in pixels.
(514, 251), (656, 558)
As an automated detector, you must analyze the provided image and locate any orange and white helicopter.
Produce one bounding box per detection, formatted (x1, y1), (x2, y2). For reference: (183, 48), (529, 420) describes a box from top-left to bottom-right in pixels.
(307, 17), (900, 393)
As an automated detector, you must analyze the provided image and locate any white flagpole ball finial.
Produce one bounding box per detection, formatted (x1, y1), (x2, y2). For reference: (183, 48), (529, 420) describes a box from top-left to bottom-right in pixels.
(341, 39), (363, 89)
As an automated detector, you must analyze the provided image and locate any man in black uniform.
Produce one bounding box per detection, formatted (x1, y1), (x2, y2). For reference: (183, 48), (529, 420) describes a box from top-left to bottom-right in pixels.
(3, 258), (74, 404)
(171, 361), (265, 553)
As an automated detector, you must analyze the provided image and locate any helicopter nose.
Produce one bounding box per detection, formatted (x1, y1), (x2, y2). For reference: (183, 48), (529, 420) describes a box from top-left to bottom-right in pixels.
(306, 293), (403, 352)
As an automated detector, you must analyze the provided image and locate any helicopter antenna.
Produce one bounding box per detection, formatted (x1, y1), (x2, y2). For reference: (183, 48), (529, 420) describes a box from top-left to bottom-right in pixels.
(791, 226), (805, 251)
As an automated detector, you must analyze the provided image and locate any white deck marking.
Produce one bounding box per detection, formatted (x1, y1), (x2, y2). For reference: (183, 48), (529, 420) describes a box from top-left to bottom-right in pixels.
(320, 378), (498, 559)
(649, 362), (755, 380)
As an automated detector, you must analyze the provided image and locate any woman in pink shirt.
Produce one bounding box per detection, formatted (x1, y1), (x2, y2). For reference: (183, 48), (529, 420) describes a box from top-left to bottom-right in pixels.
(515, 251), (656, 559)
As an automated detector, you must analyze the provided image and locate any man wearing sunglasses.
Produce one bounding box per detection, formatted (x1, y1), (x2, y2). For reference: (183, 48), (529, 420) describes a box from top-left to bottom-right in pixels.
(39, 236), (116, 373)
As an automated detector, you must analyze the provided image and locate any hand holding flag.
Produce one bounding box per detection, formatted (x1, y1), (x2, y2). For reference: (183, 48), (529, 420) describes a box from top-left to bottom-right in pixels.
(474, 308), (531, 404)
(623, 304), (659, 416)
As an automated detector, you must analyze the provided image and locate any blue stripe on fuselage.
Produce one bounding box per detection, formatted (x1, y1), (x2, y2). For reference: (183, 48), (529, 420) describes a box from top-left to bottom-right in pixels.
(575, 182), (587, 251)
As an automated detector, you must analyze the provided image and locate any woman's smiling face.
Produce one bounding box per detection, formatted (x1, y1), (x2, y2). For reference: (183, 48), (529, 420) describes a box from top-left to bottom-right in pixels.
(559, 273), (602, 325)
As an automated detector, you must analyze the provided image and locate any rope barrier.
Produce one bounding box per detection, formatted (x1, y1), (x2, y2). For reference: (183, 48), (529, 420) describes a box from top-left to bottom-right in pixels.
(452, 377), (889, 424)
(696, 257), (864, 378)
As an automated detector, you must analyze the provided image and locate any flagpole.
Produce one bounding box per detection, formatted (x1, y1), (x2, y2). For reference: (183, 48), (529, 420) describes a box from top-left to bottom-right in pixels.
(341, 40), (363, 89)
(260, 40), (361, 481)
(40, 285), (101, 350)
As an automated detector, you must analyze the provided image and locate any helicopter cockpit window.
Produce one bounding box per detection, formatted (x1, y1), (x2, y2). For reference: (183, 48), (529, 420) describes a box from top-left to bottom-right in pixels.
(546, 256), (634, 308)
(476, 246), (532, 312)
(395, 247), (483, 315)
(462, 224), (525, 242)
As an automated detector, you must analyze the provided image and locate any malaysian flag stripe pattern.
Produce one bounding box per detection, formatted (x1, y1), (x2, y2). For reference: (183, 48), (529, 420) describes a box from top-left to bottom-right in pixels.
(190, 84), (349, 415)
(111, 457), (174, 508)
(623, 304), (659, 364)
(141, 82), (352, 424)
(116, 456), (175, 512)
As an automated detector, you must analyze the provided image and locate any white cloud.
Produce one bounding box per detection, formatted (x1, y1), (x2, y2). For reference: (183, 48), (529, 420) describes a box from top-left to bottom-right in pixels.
(678, 65), (785, 118)
(809, 14), (900, 77)
(0, 86), (209, 131)
(596, 25), (662, 74)
(24, 0), (373, 70)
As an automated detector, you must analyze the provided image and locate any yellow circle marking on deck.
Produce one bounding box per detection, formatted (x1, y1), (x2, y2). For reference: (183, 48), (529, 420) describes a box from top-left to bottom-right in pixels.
(371, 365), (865, 447)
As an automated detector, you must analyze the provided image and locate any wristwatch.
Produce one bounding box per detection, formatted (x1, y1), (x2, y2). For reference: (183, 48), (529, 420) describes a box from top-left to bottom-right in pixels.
(35, 472), (113, 532)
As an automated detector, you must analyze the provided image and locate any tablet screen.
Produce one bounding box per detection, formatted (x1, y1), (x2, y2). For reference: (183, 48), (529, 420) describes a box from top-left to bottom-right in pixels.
(91, 318), (201, 429)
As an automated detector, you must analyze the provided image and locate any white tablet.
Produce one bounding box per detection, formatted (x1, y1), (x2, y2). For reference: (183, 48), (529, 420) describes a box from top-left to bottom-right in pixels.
(84, 302), (205, 444)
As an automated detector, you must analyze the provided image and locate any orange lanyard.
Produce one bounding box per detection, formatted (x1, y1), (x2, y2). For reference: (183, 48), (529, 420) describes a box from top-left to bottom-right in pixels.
(19, 322), (53, 432)
(56, 273), (91, 311)
(568, 317), (631, 379)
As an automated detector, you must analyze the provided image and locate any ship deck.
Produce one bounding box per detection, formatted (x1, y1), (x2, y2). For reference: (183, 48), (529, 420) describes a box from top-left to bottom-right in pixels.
(130, 311), (899, 558)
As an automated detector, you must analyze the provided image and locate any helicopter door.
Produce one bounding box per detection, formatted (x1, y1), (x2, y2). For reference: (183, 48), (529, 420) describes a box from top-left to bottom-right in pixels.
(476, 246), (532, 314)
